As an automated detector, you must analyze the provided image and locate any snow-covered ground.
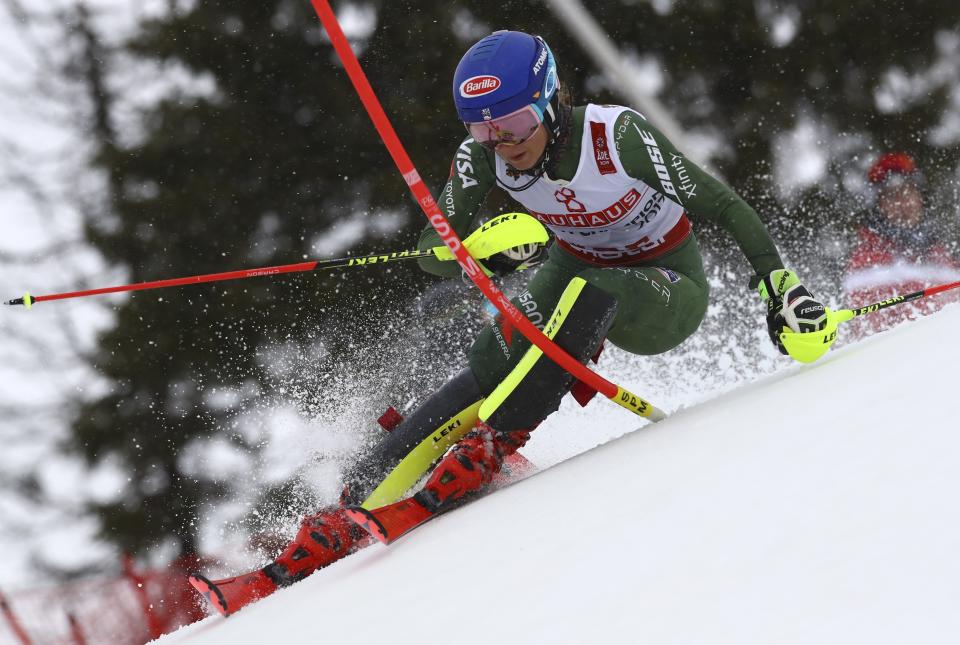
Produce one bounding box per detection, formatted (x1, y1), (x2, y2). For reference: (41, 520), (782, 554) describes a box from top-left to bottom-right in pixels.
(158, 303), (960, 645)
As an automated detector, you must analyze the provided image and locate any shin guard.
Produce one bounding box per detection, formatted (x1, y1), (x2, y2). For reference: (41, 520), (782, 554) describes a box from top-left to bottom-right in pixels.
(481, 277), (617, 432)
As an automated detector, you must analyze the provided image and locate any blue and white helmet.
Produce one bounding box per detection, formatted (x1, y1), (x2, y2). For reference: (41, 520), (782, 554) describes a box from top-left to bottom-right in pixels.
(453, 31), (561, 136)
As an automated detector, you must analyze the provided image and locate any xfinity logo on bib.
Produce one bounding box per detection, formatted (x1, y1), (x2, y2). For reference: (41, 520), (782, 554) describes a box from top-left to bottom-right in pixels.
(460, 76), (501, 98)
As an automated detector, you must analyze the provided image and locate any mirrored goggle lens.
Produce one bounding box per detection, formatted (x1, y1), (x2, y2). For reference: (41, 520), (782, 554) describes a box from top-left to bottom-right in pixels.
(466, 105), (542, 149)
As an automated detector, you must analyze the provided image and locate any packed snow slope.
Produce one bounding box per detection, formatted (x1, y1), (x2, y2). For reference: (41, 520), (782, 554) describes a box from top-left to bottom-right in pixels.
(161, 305), (960, 645)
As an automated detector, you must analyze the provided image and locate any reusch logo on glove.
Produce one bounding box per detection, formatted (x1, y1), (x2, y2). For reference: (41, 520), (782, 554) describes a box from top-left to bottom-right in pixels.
(460, 75), (501, 98)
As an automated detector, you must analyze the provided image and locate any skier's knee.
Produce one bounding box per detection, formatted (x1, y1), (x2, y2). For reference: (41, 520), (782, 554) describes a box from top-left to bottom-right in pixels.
(480, 277), (617, 432)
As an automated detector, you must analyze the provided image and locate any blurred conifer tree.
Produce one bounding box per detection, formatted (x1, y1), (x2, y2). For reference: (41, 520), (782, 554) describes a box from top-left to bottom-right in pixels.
(66, 0), (959, 559)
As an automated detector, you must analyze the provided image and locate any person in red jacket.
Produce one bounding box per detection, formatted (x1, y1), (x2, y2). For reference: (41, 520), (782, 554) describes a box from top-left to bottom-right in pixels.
(844, 152), (960, 336)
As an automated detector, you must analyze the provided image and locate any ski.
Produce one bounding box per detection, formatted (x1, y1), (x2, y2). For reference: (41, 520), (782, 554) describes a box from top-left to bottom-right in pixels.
(188, 565), (316, 617)
(189, 450), (536, 615)
(345, 497), (434, 545)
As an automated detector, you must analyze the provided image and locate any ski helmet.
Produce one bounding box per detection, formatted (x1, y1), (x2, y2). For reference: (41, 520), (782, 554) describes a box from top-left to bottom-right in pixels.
(453, 31), (561, 147)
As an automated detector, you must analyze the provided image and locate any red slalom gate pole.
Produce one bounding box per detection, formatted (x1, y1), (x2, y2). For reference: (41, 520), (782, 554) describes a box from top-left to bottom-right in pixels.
(0, 591), (32, 645)
(309, 0), (664, 421)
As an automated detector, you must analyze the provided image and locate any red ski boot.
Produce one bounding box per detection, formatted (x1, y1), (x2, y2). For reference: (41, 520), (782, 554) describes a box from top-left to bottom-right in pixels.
(189, 507), (369, 616)
(347, 424), (534, 544)
(415, 423), (531, 512)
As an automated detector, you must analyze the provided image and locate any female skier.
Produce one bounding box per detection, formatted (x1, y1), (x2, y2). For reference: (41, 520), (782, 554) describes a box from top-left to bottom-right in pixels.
(191, 30), (839, 615)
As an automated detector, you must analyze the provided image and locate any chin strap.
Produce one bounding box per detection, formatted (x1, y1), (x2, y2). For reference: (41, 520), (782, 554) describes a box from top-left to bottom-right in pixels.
(543, 89), (573, 178)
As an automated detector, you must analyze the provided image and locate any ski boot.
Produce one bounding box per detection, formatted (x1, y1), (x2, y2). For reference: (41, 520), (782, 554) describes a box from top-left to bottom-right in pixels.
(415, 422), (531, 511)
(189, 506), (369, 616)
(346, 423), (534, 544)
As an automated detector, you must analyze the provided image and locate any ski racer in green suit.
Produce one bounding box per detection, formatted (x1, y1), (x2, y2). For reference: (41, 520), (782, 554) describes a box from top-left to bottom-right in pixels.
(190, 30), (841, 616)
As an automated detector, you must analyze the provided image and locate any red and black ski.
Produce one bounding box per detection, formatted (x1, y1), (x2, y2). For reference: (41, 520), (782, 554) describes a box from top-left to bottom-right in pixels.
(188, 570), (279, 617)
(190, 452), (537, 616)
(345, 497), (434, 545)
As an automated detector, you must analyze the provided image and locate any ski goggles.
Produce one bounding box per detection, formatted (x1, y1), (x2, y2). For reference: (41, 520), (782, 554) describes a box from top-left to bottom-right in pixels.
(466, 104), (543, 149)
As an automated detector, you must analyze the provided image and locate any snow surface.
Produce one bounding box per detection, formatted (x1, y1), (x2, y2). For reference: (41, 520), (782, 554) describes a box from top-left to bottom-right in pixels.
(157, 303), (960, 645)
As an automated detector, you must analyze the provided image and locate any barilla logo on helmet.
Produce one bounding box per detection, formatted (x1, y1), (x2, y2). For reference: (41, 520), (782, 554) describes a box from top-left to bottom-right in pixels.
(460, 75), (502, 98)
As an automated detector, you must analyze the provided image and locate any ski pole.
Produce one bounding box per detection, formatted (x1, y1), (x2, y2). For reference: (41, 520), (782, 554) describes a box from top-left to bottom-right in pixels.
(3, 249), (432, 309)
(778, 278), (960, 362)
(835, 279), (960, 323)
(310, 0), (666, 422)
(4, 211), (549, 309)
